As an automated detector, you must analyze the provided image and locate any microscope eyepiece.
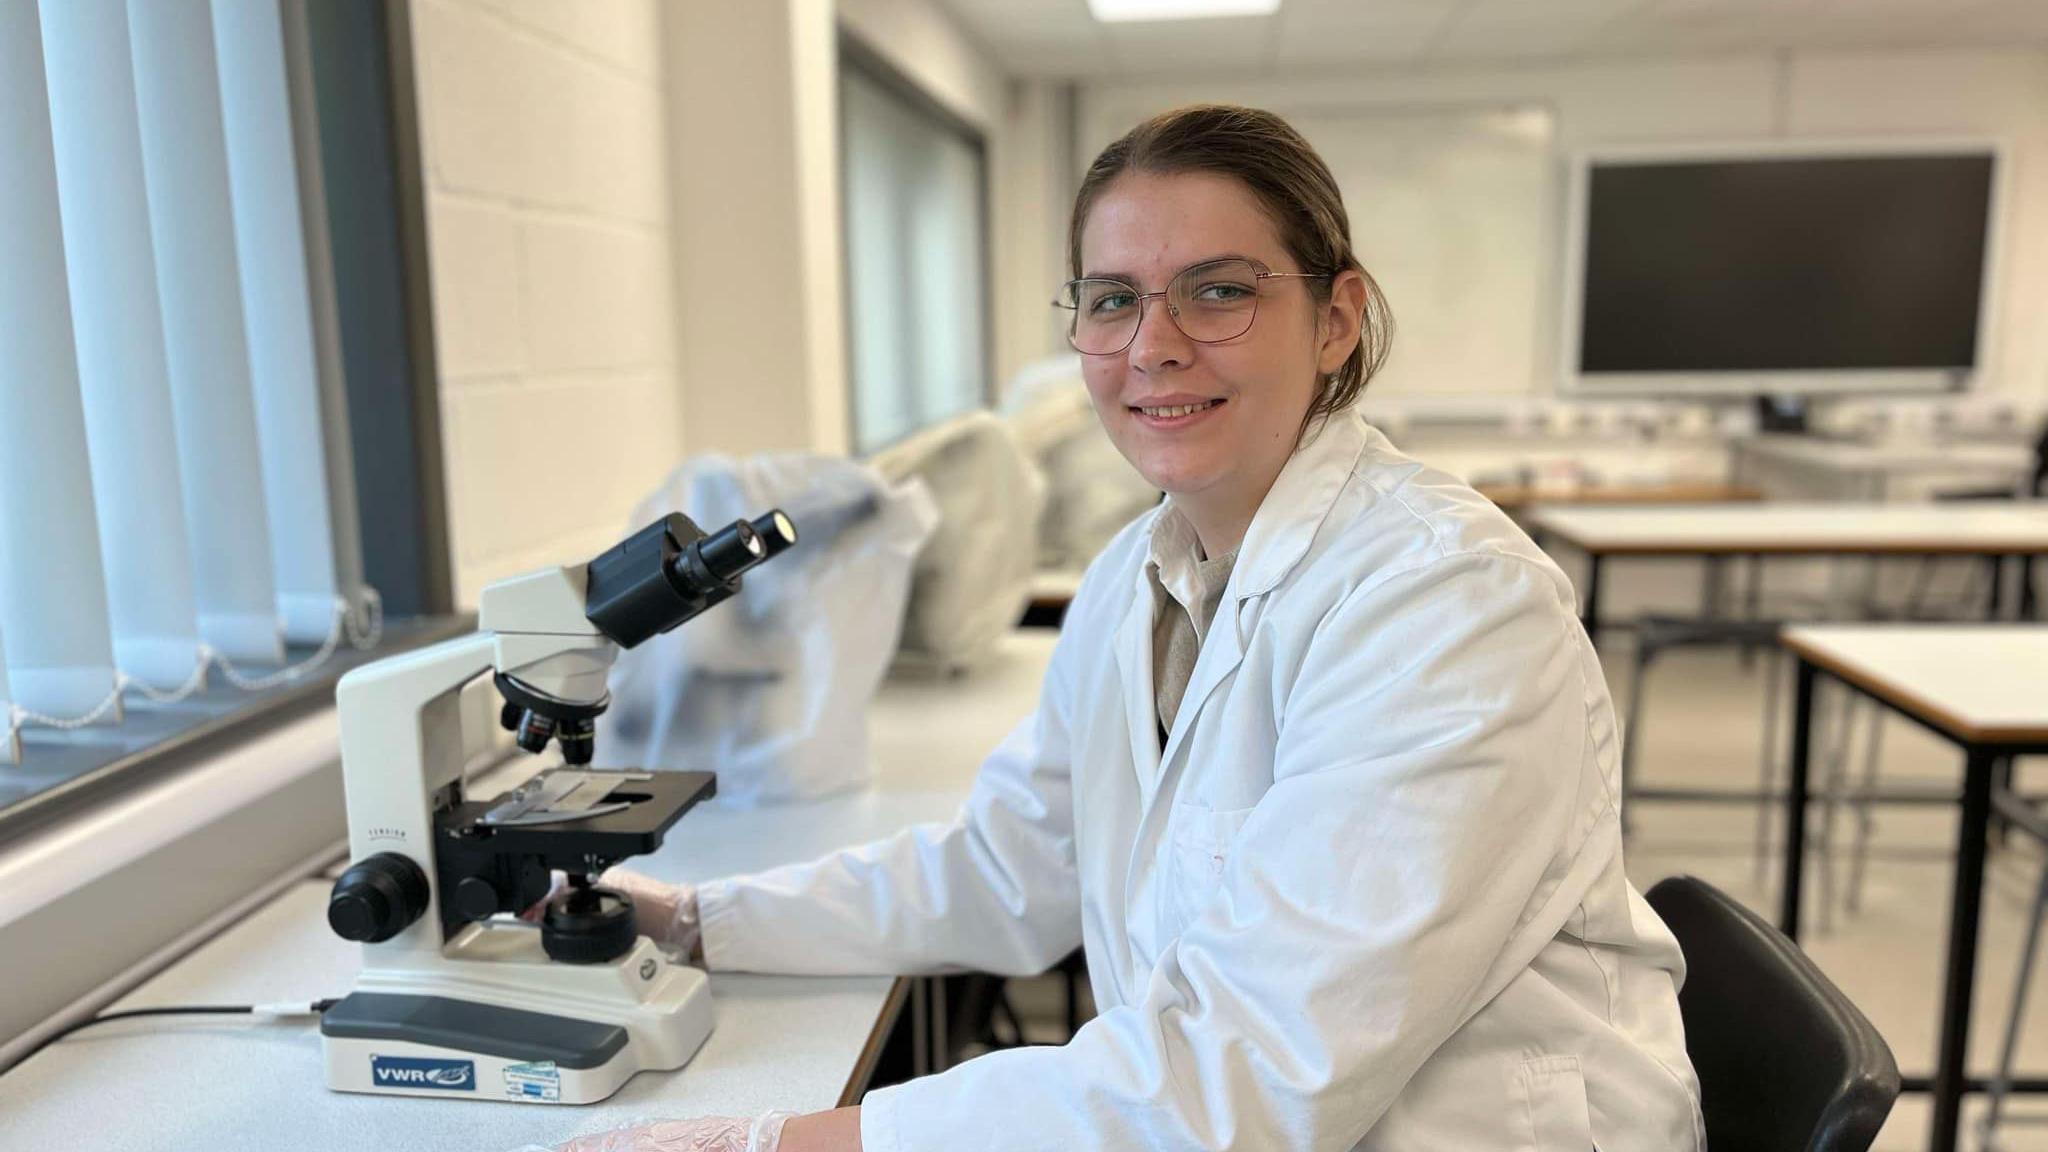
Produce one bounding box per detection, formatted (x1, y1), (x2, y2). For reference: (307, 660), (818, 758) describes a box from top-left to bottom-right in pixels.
(691, 519), (765, 586)
(752, 511), (798, 558)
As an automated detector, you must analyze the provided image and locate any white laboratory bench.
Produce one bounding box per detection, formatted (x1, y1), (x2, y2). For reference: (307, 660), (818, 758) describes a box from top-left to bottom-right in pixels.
(1733, 433), (2035, 500)
(0, 631), (1059, 1152)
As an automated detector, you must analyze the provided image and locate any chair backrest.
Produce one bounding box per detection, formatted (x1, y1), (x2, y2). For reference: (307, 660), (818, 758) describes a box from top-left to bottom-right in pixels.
(2030, 419), (2048, 497)
(1646, 876), (1900, 1152)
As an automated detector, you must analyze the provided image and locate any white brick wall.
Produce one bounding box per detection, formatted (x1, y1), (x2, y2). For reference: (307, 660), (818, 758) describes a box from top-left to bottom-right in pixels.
(409, 0), (684, 606)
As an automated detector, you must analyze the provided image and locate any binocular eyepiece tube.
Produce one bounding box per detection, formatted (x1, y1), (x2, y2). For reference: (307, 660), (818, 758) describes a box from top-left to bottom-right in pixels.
(583, 508), (798, 650)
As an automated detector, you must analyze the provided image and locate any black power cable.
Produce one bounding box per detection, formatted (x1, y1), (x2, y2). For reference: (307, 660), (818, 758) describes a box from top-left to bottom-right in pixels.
(24, 999), (341, 1064)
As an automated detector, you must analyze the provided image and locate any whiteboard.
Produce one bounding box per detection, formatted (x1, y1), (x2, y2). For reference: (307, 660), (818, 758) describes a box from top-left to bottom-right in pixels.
(1285, 105), (1557, 396)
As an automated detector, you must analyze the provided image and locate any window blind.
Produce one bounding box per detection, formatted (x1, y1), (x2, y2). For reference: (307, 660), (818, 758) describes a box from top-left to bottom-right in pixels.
(0, 0), (124, 728)
(0, 637), (16, 765)
(42, 0), (206, 689)
(129, 0), (284, 664)
(216, 0), (352, 645)
(0, 0), (379, 766)
(841, 60), (990, 455)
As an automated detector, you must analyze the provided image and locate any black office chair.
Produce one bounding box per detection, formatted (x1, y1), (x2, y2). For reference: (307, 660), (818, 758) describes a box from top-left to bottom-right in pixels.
(1647, 875), (1900, 1152)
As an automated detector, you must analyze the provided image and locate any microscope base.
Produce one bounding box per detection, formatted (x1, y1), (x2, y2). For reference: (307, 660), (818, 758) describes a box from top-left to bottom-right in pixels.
(321, 934), (714, 1105)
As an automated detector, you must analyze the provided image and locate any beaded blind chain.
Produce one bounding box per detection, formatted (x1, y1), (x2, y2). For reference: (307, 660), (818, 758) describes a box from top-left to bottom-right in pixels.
(4, 589), (384, 746)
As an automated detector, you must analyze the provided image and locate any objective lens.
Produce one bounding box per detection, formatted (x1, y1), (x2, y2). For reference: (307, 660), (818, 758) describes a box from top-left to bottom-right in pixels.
(556, 718), (595, 765)
(515, 711), (555, 755)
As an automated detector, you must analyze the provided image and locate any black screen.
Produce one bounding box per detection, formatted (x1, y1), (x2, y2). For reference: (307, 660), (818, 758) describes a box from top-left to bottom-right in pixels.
(1578, 154), (1993, 375)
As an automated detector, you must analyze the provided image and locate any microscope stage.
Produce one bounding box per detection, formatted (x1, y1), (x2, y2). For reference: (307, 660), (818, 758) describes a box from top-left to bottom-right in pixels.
(443, 769), (716, 859)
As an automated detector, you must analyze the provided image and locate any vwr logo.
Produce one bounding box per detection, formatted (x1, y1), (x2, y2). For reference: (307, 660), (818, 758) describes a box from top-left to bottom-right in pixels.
(370, 1056), (475, 1092)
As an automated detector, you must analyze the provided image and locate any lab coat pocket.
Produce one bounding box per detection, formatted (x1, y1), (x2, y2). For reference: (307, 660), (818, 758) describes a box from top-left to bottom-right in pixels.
(1168, 802), (1255, 927)
(1516, 1055), (1594, 1152)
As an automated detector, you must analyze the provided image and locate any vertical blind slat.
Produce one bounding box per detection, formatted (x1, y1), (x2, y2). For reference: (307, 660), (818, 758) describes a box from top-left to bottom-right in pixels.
(41, 0), (207, 688)
(214, 0), (344, 644)
(129, 0), (284, 663)
(0, 0), (123, 720)
(0, 626), (17, 764)
(278, 0), (370, 636)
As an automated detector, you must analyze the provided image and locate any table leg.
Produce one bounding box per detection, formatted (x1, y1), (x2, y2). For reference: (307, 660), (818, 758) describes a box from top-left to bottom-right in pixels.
(1987, 557), (2007, 621)
(2022, 556), (2038, 621)
(931, 975), (949, 1072)
(909, 977), (929, 1074)
(1780, 658), (1817, 940)
(1741, 553), (1764, 669)
(1928, 747), (1997, 1152)
(1581, 553), (1604, 643)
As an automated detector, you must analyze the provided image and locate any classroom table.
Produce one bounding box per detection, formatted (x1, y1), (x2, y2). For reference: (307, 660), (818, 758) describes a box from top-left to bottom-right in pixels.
(1474, 479), (1761, 511)
(1528, 501), (2048, 640)
(0, 632), (1058, 1152)
(1777, 625), (2048, 1152)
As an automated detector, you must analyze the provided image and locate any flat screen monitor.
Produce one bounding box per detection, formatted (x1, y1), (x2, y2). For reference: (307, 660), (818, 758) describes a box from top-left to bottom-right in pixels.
(1566, 147), (1996, 395)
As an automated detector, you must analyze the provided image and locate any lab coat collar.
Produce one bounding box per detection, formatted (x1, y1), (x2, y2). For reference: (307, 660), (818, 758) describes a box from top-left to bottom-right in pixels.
(1230, 408), (1369, 599)
(1119, 410), (1365, 796)
(1135, 410), (1369, 602)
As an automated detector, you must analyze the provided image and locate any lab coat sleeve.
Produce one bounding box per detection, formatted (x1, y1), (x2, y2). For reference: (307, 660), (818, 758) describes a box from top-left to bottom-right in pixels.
(693, 628), (1083, 978)
(863, 551), (1609, 1151)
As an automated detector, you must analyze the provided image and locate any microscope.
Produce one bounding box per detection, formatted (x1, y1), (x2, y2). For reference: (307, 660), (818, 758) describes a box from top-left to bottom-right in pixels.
(319, 509), (795, 1104)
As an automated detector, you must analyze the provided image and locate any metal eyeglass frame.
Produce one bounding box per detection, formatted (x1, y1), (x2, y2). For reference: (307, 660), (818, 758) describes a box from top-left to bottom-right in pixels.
(1053, 258), (1330, 357)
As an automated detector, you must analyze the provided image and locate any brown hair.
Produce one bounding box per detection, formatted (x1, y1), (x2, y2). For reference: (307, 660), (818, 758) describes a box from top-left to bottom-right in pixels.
(1068, 104), (1393, 431)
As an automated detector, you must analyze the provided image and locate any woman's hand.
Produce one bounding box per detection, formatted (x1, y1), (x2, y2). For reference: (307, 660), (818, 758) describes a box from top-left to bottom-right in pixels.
(519, 868), (704, 964)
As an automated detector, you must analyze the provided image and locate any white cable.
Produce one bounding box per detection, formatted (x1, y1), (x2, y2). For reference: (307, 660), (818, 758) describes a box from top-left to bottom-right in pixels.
(5, 587), (383, 751)
(249, 1002), (328, 1020)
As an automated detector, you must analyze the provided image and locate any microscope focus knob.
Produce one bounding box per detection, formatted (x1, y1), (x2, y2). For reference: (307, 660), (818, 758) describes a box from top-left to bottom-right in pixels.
(540, 886), (638, 964)
(328, 853), (430, 943)
(449, 875), (503, 923)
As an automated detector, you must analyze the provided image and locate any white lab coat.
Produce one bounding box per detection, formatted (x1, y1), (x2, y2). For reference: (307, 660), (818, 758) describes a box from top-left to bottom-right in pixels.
(696, 412), (1705, 1152)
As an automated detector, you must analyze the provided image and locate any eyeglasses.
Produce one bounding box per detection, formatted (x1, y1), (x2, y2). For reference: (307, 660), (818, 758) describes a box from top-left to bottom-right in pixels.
(1053, 257), (1329, 357)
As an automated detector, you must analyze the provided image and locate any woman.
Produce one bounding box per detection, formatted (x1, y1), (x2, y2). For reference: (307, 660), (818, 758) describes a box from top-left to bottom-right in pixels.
(552, 104), (1703, 1152)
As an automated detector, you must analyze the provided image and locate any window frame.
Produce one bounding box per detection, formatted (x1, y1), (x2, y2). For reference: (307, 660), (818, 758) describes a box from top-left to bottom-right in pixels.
(836, 29), (997, 457)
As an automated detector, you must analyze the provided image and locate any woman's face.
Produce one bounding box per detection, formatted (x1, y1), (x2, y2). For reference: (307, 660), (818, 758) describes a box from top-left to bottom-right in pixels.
(1076, 170), (1354, 519)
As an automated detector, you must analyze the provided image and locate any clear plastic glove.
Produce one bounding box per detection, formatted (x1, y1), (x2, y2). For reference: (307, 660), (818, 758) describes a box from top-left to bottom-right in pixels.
(530, 1112), (792, 1152)
(519, 869), (702, 964)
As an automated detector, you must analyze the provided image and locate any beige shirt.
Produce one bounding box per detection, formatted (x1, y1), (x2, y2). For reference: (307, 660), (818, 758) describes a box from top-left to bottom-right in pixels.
(1145, 502), (1237, 743)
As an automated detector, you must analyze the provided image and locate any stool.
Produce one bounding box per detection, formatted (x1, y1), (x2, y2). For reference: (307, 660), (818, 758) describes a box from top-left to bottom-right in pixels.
(1622, 613), (1789, 865)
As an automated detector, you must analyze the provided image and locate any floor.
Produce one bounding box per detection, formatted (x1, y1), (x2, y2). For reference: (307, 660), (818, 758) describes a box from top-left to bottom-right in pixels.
(1621, 644), (2047, 1152)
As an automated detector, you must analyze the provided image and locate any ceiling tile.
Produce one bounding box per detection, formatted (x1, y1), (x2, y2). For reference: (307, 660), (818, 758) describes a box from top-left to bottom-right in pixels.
(934, 0), (2048, 77)
(933, 0), (1098, 41)
(1430, 0), (1638, 60)
(1962, 1), (2048, 38)
(1000, 43), (1119, 77)
(1274, 8), (1447, 64)
(1102, 14), (1277, 72)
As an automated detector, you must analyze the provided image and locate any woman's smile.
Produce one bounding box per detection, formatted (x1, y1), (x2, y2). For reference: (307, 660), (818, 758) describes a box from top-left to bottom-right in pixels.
(1128, 395), (1227, 429)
